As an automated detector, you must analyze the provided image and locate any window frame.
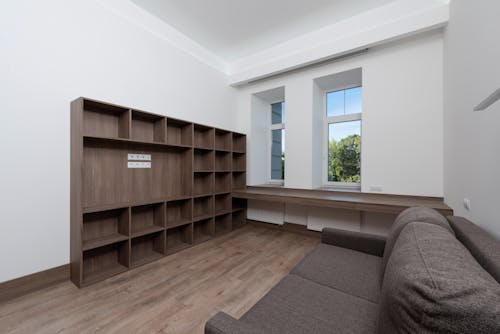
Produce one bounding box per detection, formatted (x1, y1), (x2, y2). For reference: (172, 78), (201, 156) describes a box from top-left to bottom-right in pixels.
(268, 101), (285, 184)
(323, 84), (362, 189)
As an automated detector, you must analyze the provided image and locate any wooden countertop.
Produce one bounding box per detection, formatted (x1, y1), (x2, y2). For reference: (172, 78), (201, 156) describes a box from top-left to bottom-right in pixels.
(233, 186), (453, 216)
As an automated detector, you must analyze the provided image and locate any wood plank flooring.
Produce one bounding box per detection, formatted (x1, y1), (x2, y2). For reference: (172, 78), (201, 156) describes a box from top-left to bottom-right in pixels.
(0, 225), (319, 334)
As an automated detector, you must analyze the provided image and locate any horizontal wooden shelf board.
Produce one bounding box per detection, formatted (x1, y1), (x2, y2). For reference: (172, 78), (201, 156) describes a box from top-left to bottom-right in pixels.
(193, 235), (212, 244)
(193, 146), (214, 151)
(83, 135), (192, 150)
(214, 191), (231, 196)
(215, 170), (232, 173)
(215, 148), (232, 152)
(81, 264), (127, 287)
(232, 207), (246, 212)
(166, 220), (192, 229)
(194, 170), (214, 173)
(232, 169), (246, 172)
(192, 193), (214, 199)
(233, 186), (453, 215)
(82, 234), (129, 251)
(130, 252), (163, 268)
(83, 196), (192, 213)
(232, 150), (246, 154)
(131, 225), (165, 238)
(193, 214), (213, 222)
(215, 210), (232, 217)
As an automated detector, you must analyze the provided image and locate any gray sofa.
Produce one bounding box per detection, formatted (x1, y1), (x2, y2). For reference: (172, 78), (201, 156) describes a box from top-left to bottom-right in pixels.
(205, 207), (500, 334)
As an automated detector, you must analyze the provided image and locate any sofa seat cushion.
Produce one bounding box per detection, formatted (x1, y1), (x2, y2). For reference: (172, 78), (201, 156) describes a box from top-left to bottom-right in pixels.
(241, 274), (378, 334)
(291, 243), (382, 303)
(379, 222), (500, 334)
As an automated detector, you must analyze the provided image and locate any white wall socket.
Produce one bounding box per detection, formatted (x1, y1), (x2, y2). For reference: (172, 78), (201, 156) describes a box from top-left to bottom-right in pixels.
(128, 153), (151, 161)
(128, 161), (151, 169)
(463, 198), (471, 211)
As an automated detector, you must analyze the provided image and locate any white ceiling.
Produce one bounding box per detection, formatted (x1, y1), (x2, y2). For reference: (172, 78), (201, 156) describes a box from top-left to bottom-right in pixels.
(131, 0), (396, 61)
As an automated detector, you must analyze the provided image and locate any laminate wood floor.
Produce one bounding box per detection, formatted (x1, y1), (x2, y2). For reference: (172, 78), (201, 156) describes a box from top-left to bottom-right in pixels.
(0, 224), (319, 334)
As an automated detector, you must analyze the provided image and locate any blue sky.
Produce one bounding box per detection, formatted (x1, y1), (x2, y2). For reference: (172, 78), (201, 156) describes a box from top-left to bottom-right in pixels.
(327, 87), (362, 142)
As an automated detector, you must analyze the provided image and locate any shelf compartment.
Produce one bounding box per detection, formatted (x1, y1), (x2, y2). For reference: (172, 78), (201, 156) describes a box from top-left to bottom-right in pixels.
(232, 133), (246, 152)
(131, 203), (165, 237)
(232, 198), (247, 212)
(193, 172), (213, 196)
(215, 213), (232, 235)
(215, 193), (231, 214)
(165, 149), (193, 198)
(193, 218), (214, 244)
(194, 124), (214, 149)
(130, 231), (165, 267)
(167, 118), (193, 146)
(232, 171), (246, 190)
(232, 210), (246, 230)
(82, 208), (129, 251)
(232, 152), (246, 171)
(82, 241), (129, 286)
(215, 151), (231, 171)
(131, 110), (166, 143)
(166, 223), (192, 254)
(215, 129), (232, 151)
(215, 172), (231, 194)
(193, 196), (213, 221)
(167, 199), (192, 228)
(194, 149), (214, 171)
(82, 100), (130, 139)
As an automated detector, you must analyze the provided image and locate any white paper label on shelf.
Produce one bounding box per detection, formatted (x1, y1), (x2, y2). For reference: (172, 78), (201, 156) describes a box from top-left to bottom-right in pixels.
(128, 153), (151, 161)
(128, 161), (151, 168)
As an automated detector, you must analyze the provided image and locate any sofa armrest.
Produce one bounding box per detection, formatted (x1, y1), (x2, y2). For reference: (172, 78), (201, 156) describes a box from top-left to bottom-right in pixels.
(321, 227), (386, 257)
(205, 312), (266, 334)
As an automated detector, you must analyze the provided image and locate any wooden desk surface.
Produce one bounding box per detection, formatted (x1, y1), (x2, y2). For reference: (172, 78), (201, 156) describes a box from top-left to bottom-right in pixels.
(233, 186), (453, 216)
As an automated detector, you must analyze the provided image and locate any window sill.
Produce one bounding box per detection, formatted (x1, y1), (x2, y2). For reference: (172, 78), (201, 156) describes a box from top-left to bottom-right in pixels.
(316, 185), (361, 193)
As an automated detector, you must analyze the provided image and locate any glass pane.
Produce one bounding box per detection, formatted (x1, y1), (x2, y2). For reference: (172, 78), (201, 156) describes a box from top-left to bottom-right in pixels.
(271, 129), (285, 180)
(345, 87), (362, 115)
(328, 121), (361, 183)
(271, 102), (284, 124)
(326, 90), (344, 117)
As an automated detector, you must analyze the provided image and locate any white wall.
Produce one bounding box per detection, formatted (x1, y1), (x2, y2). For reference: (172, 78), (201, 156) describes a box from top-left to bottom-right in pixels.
(443, 0), (500, 239)
(236, 30), (444, 231)
(0, 0), (237, 283)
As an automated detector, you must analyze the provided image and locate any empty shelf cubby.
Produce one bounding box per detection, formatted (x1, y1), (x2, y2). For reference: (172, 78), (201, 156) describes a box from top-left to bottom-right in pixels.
(193, 218), (214, 244)
(232, 133), (246, 152)
(193, 172), (213, 196)
(166, 199), (192, 228)
(131, 203), (165, 238)
(82, 99), (130, 139)
(215, 213), (232, 236)
(194, 149), (214, 171)
(232, 210), (246, 230)
(215, 129), (232, 151)
(215, 172), (231, 194)
(215, 193), (231, 214)
(130, 231), (165, 267)
(131, 110), (166, 142)
(166, 118), (192, 146)
(193, 124), (214, 149)
(232, 171), (246, 190)
(232, 152), (246, 171)
(232, 198), (247, 212)
(165, 149), (193, 198)
(82, 208), (129, 251)
(193, 196), (213, 221)
(82, 241), (129, 286)
(166, 223), (192, 254)
(215, 151), (231, 171)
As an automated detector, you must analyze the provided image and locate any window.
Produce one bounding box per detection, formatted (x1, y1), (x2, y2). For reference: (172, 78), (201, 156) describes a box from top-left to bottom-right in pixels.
(326, 86), (361, 185)
(270, 102), (285, 181)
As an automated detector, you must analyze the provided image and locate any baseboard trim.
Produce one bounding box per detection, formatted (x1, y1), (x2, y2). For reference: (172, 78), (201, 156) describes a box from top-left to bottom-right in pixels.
(0, 264), (70, 303)
(247, 220), (320, 238)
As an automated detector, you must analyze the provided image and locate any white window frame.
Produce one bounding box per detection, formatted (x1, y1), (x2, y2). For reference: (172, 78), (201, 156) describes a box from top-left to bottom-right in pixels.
(268, 101), (285, 184)
(323, 85), (362, 189)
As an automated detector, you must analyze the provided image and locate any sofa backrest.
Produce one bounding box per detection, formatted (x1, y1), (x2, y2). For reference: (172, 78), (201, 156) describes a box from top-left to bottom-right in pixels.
(378, 222), (500, 334)
(380, 207), (454, 283)
(447, 216), (500, 283)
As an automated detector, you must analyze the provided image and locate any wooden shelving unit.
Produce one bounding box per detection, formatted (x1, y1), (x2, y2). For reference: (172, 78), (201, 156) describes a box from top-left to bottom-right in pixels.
(71, 97), (247, 287)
